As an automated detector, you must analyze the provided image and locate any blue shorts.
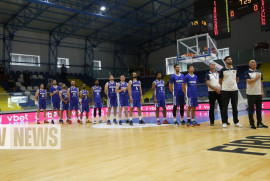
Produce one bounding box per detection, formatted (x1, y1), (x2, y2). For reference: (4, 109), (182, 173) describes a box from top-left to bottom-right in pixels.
(131, 99), (141, 108)
(69, 100), (79, 110)
(187, 97), (198, 107)
(38, 101), (46, 110)
(173, 95), (185, 106)
(61, 101), (69, 110)
(155, 97), (166, 107)
(107, 96), (118, 107)
(94, 102), (102, 108)
(81, 103), (89, 113)
(52, 100), (60, 110)
(119, 96), (129, 107)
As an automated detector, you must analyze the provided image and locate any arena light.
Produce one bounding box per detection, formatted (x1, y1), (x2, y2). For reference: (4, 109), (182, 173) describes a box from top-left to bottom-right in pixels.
(100, 6), (106, 11)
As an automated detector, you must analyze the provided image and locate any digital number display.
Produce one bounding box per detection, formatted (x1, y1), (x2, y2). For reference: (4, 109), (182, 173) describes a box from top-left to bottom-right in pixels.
(239, 0), (252, 5)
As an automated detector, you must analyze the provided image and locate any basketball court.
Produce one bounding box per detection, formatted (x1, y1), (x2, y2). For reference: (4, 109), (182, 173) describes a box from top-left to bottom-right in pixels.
(1, 0), (270, 180)
(1, 110), (270, 181)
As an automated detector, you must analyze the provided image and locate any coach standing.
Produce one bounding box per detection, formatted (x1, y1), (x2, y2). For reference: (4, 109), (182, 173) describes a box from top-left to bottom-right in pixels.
(244, 60), (268, 129)
(219, 56), (242, 128)
(205, 62), (223, 126)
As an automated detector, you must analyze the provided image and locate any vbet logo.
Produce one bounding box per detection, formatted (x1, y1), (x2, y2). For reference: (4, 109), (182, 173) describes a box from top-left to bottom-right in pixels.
(0, 124), (61, 149)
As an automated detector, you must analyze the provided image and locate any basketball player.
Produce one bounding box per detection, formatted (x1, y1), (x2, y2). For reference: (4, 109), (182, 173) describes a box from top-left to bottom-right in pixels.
(244, 60), (268, 129)
(59, 84), (69, 124)
(35, 84), (48, 124)
(104, 74), (118, 125)
(182, 65), (200, 126)
(67, 80), (80, 124)
(116, 75), (129, 125)
(128, 72), (145, 126)
(152, 72), (168, 125)
(49, 80), (61, 124)
(169, 64), (185, 126)
(80, 84), (90, 124)
(92, 79), (102, 124)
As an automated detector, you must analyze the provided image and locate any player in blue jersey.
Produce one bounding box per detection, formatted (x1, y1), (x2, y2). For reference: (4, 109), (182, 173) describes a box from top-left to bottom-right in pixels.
(35, 84), (48, 124)
(80, 84), (90, 124)
(152, 72), (169, 125)
(92, 79), (102, 124)
(49, 80), (61, 124)
(59, 84), (69, 124)
(104, 75), (118, 125)
(169, 64), (186, 126)
(116, 75), (129, 125)
(67, 80), (80, 124)
(128, 72), (145, 126)
(182, 65), (200, 127)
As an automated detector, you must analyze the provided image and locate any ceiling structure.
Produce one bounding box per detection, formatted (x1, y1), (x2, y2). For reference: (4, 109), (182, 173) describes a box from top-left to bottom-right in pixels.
(0, 0), (195, 74)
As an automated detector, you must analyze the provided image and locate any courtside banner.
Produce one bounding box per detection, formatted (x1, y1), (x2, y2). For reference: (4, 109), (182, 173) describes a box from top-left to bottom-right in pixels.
(1, 102), (269, 124)
(0, 125), (61, 149)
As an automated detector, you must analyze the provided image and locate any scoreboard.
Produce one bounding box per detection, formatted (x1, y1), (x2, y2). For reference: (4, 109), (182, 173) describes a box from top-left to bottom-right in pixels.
(190, 0), (270, 39)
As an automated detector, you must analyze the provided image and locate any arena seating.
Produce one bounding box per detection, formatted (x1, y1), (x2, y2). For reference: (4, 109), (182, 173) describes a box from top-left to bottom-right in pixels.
(1, 63), (270, 111)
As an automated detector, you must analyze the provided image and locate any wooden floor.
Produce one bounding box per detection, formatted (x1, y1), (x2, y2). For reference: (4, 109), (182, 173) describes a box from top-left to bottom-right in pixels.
(1, 111), (270, 181)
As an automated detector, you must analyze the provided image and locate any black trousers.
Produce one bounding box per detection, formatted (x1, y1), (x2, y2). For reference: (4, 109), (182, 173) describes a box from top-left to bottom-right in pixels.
(247, 95), (262, 125)
(221, 91), (239, 124)
(208, 91), (223, 124)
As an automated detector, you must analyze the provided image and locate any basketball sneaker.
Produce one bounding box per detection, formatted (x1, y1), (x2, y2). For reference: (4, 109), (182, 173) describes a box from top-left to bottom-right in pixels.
(80, 120), (83, 124)
(174, 121), (179, 126)
(139, 120), (145, 124)
(113, 119), (118, 124)
(68, 120), (72, 124)
(77, 119), (80, 123)
(86, 120), (91, 123)
(99, 120), (103, 123)
(44, 120), (49, 124)
(59, 119), (63, 124)
(210, 123), (214, 126)
(192, 121), (200, 126)
(107, 120), (111, 125)
(125, 119), (129, 124)
(51, 120), (55, 124)
(187, 119), (192, 126)
(222, 123), (227, 128)
(93, 120), (96, 124)
(257, 123), (268, 128)
(119, 120), (122, 125)
(129, 120), (133, 126)
(181, 120), (186, 125)
(157, 120), (161, 125)
(162, 119), (170, 124)
(227, 122), (231, 125)
(37, 120), (40, 124)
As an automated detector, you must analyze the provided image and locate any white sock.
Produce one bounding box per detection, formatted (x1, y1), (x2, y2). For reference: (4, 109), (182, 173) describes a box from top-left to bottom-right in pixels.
(139, 116), (142, 120)
(174, 118), (176, 122)
(157, 118), (159, 121)
(163, 116), (166, 120)
(130, 117), (133, 120)
(192, 119), (195, 122)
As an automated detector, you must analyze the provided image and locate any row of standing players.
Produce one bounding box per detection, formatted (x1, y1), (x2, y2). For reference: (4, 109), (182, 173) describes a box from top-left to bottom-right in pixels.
(35, 57), (268, 128)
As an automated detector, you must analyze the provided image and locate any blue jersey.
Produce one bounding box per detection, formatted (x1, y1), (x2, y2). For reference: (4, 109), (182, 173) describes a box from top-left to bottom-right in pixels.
(50, 86), (61, 101)
(119, 82), (128, 97)
(81, 90), (89, 104)
(108, 81), (117, 98)
(93, 86), (102, 103)
(131, 80), (141, 100)
(38, 89), (46, 103)
(169, 73), (185, 96)
(61, 89), (68, 100)
(155, 80), (165, 99)
(69, 86), (79, 101)
(183, 73), (198, 98)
